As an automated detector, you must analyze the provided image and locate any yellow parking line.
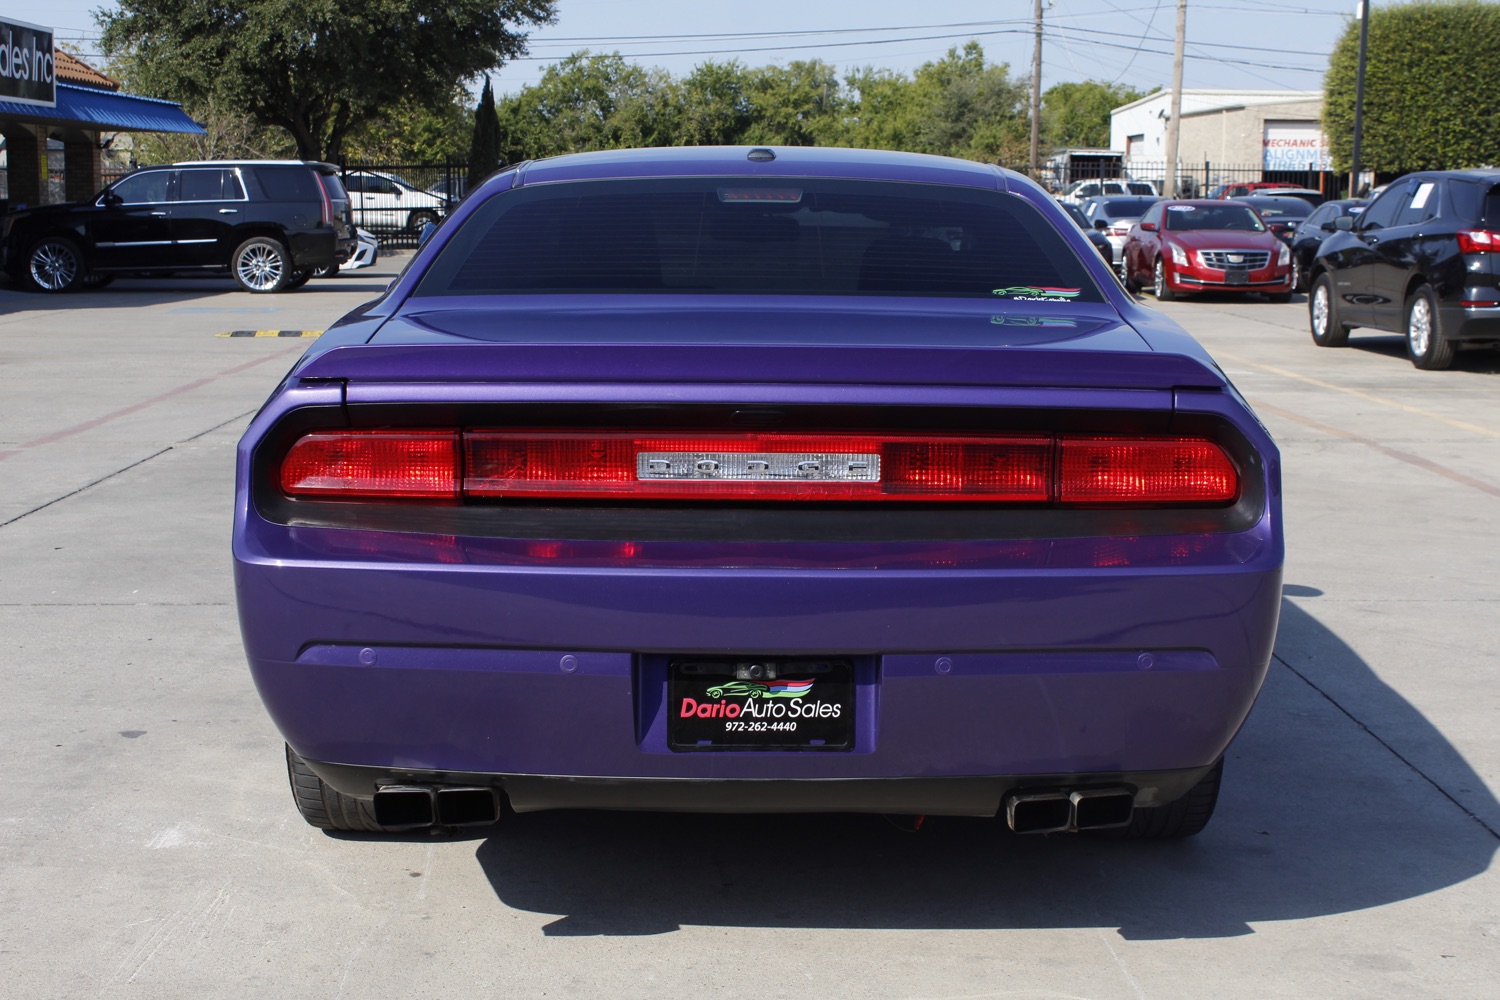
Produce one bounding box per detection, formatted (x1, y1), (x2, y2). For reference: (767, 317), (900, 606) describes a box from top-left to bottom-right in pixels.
(1215, 350), (1500, 440)
(216, 330), (323, 338)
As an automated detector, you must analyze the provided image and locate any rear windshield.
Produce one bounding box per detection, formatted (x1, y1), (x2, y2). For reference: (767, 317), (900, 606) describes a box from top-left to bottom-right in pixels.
(255, 166), (319, 201)
(1165, 204), (1266, 232)
(414, 178), (1103, 301)
(1095, 197), (1158, 217)
(1126, 182), (1155, 195)
(1242, 199), (1312, 219)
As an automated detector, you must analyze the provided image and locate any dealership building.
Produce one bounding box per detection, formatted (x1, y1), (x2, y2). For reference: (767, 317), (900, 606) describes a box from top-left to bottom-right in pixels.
(1110, 89), (1331, 185)
(1, 17), (203, 210)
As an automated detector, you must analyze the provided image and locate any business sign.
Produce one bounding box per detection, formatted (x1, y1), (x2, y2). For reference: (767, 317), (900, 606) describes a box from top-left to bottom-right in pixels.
(1263, 121), (1330, 171)
(0, 18), (56, 107)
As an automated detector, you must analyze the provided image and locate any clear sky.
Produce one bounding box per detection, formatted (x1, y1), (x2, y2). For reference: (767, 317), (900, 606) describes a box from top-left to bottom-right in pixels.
(12, 0), (1356, 98)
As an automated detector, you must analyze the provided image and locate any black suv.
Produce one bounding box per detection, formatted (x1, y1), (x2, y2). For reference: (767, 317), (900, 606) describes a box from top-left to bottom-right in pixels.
(1, 161), (354, 294)
(1307, 169), (1500, 369)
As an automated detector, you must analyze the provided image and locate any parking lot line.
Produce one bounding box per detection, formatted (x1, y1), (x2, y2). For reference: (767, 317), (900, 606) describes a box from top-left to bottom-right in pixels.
(1217, 350), (1500, 440)
(0, 347), (303, 463)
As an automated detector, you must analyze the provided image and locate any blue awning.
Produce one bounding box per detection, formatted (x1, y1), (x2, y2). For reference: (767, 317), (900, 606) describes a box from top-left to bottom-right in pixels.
(0, 82), (204, 134)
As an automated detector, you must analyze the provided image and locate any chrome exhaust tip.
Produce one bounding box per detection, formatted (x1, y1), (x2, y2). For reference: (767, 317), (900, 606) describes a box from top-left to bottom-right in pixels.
(372, 785), (436, 829)
(1005, 791), (1073, 834)
(1070, 788), (1135, 831)
(435, 786), (501, 827)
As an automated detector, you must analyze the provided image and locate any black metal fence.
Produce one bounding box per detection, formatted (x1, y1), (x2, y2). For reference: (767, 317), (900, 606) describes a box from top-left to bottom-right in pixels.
(338, 161), (467, 247)
(1046, 159), (1343, 199)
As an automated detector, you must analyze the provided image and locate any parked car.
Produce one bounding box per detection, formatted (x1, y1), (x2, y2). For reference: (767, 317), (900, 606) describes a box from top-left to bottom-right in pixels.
(1288, 199), (1367, 291)
(236, 146), (1283, 840)
(1237, 195), (1317, 244)
(1060, 178), (1157, 203)
(1216, 182), (1301, 199)
(1308, 169), (1500, 369)
(313, 227), (379, 277)
(1121, 200), (1294, 302)
(0, 160), (350, 293)
(342, 169), (446, 233)
(1057, 199), (1115, 263)
(1081, 196), (1161, 270)
(1249, 188), (1326, 209)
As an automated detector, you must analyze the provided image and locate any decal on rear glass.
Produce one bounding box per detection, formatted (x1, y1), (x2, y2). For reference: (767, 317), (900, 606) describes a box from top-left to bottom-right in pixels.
(992, 286), (1081, 301)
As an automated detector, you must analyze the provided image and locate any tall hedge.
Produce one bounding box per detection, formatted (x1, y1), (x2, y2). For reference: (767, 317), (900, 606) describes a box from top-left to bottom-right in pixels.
(1324, 1), (1500, 172)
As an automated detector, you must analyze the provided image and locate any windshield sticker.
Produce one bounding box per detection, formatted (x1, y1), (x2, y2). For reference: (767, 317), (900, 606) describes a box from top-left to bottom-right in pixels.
(1167, 205), (1196, 212)
(991, 315), (1079, 327)
(992, 285), (1081, 301)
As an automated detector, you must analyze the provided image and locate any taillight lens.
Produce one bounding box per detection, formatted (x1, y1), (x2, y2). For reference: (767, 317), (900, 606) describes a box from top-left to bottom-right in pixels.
(464, 432), (1053, 502)
(1457, 228), (1500, 253)
(314, 172), (334, 226)
(279, 430), (460, 499)
(1058, 437), (1238, 503)
(277, 430), (1238, 505)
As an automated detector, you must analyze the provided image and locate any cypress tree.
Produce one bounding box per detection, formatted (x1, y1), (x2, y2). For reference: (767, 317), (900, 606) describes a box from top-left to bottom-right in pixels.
(467, 78), (503, 192)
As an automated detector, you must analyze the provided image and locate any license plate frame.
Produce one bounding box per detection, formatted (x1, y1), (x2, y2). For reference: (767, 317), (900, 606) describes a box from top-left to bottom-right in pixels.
(1225, 269), (1249, 286)
(668, 658), (855, 752)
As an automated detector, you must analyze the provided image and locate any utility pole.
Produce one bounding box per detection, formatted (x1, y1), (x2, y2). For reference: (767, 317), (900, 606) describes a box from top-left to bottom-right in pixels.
(1162, 0), (1187, 197)
(1029, 0), (1043, 179)
(1349, 0), (1370, 197)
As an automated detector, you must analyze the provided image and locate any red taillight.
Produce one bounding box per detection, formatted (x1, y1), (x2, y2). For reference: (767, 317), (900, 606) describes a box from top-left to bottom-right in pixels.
(1457, 228), (1500, 253)
(315, 172), (334, 226)
(279, 430), (459, 499)
(463, 432), (1053, 502)
(1058, 437), (1238, 504)
(277, 430), (1237, 505)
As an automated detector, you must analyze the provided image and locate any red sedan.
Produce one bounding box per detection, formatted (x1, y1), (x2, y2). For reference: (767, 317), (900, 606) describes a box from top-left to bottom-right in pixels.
(1122, 200), (1294, 302)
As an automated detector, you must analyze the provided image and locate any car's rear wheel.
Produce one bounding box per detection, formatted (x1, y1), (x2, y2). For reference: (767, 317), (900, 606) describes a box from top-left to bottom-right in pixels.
(312, 261), (340, 279)
(1153, 257), (1176, 301)
(232, 236), (291, 293)
(26, 237), (83, 292)
(1405, 285), (1455, 370)
(1290, 257), (1304, 292)
(1097, 758), (1223, 840)
(1308, 273), (1351, 347)
(286, 745), (390, 832)
(1120, 257), (1141, 293)
(284, 269), (313, 290)
(407, 209), (439, 233)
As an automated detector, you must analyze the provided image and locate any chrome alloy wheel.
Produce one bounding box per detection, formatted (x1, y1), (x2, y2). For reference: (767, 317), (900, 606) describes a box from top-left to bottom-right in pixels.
(1310, 283), (1329, 338)
(29, 241), (80, 291)
(236, 243), (285, 291)
(1407, 295), (1433, 357)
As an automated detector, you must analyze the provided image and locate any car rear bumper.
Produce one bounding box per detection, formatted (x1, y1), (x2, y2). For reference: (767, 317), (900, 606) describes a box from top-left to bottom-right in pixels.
(237, 532), (1281, 791)
(300, 758), (1222, 816)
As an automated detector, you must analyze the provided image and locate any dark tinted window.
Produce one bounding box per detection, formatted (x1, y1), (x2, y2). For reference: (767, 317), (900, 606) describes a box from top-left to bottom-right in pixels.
(176, 168), (244, 201)
(1395, 180), (1439, 227)
(1359, 181), (1409, 230)
(1164, 204), (1265, 232)
(1094, 197), (1157, 218)
(256, 166), (320, 201)
(416, 178), (1103, 301)
(111, 171), (171, 205)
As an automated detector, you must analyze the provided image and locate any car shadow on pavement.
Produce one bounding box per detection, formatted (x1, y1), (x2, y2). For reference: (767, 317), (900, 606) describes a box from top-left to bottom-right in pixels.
(470, 596), (1498, 939)
(1348, 335), (1500, 373)
(0, 276), (390, 309)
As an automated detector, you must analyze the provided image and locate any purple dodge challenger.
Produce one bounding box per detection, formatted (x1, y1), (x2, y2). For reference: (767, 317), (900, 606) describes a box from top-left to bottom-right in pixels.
(234, 147), (1282, 838)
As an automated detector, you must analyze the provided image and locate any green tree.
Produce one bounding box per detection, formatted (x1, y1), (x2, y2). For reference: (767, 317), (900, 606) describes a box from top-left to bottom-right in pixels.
(344, 92), (471, 163)
(1043, 81), (1149, 149)
(97, 0), (556, 162)
(1324, 1), (1500, 172)
(676, 61), (756, 146)
(494, 52), (680, 162)
(740, 60), (847, 147)
(468, 79), (503, 189)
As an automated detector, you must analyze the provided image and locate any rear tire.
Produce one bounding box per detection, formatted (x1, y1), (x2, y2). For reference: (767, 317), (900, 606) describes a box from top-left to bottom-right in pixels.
(286, 745), (390, 832)
(1309, 273), (1351, 347)
(284, 269), (313, 290)
(312, 261), (340, 279)
(1100, 758), (1223, 840)
(407, 209), (439, 233)
(231, 236), (291, 293)
(1405, 285), (1455, 370)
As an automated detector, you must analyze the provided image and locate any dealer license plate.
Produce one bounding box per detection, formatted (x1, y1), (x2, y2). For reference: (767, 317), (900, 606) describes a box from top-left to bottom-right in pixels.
(669, 658), (855, 751)
(1225, 269), (1249, 285)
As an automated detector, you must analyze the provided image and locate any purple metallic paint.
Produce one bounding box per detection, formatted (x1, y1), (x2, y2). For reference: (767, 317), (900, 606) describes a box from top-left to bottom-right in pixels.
(234, 147), (1283, 810)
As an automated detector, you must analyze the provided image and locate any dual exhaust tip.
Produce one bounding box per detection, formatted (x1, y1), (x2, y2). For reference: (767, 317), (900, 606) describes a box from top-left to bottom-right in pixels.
(1005, 787), (1135, 834)
(372, 785), (500, 830)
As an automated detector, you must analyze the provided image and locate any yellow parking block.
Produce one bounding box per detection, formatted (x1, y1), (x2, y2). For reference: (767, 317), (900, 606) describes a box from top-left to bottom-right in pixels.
(217, 330), (324, 338)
